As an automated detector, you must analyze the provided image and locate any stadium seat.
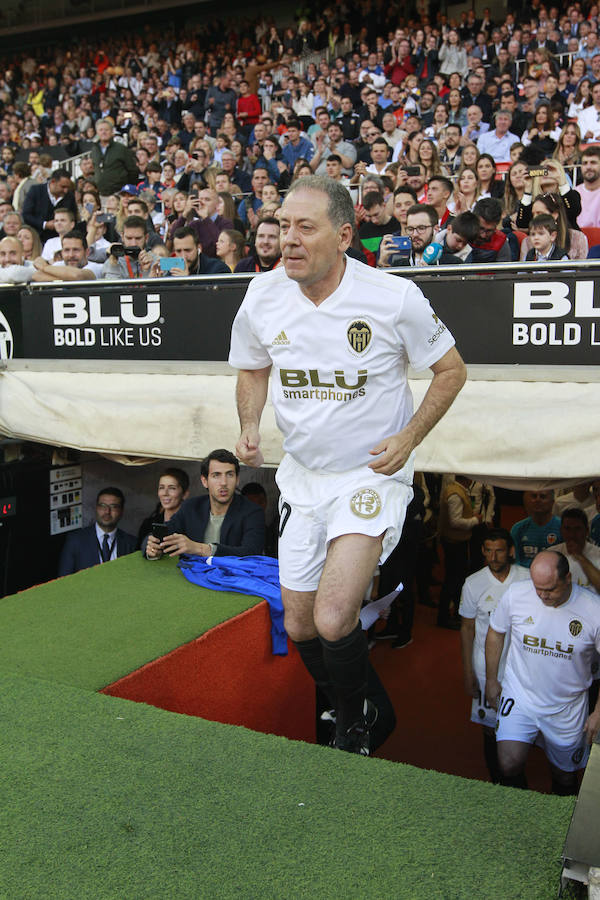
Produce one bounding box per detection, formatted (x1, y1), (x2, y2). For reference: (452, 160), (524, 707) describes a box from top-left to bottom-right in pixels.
(513, 230), (528, 247)
(495, 162), (511, 180)
(582, 227), (600, 250)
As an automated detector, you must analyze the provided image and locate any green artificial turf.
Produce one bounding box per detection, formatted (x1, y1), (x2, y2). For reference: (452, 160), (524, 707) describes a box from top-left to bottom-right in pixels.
(0, 671), (572, 900)
(0, 554), (262, 690)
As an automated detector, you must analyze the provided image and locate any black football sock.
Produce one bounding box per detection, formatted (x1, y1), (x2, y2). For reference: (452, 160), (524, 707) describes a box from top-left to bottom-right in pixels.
(482, 730), (502, 784)
(320, 623), (368, 734)
(292, 636), (335, 707)
(551, 777), (578, 797)
(500, 772), (528, 790)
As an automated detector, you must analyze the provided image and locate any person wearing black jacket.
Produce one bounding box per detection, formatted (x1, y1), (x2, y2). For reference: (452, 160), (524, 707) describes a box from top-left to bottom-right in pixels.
(145, 449), (265, 559)
(22, 168), (78, 244)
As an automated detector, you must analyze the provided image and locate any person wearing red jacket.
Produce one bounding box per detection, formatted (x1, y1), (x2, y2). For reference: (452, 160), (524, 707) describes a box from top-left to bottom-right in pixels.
(236, 80), (262, 136)
(384, 38), (415, 85)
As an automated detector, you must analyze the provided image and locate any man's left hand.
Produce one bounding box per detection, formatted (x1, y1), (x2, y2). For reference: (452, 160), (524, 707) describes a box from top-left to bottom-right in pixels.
(584, 708), (600, 745)
(368, 429), (415, 475)
(160, 532), (209, 557)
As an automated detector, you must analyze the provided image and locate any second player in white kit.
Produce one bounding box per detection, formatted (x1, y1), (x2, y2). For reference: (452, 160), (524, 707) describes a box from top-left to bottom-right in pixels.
(486, 550), (600, 793)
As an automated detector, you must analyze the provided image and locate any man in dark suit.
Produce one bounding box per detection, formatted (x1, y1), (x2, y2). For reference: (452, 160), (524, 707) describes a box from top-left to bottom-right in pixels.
(146, 449), (265, 559)
(22, 168), (77, 244)
(58, 487), (137, 576)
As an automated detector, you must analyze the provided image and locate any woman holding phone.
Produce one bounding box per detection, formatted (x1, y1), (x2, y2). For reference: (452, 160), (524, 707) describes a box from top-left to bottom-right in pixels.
(137, 468), (190, 546)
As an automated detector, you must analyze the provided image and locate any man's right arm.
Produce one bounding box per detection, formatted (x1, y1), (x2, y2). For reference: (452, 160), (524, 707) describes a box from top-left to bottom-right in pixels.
(485, 627), (505, 709)
(460, 616), (478, 697)
(235, 366), (271, 467)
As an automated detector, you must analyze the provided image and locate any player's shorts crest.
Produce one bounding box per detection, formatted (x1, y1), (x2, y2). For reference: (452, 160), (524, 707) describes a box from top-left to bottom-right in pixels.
(569, 619), (583, 637)
(350, 488), (382, 519)
(572, 747), (584, 765)
(347, 319), (372, 354)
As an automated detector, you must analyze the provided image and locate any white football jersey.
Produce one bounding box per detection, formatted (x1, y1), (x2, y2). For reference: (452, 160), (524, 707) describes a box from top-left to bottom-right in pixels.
(229, 256), (455, 472)
(490, 581), (600, 715)
(554, 542), (600, 594)
(459, 563), (530, 679)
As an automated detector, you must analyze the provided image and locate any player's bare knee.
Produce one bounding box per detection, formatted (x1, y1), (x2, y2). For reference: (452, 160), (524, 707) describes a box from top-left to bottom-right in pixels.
(314, 605), (358, 642)
(497, 742), (526, 776)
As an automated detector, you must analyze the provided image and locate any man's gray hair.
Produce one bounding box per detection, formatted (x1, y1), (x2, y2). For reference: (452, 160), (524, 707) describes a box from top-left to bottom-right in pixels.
(285, 175), (355, 229)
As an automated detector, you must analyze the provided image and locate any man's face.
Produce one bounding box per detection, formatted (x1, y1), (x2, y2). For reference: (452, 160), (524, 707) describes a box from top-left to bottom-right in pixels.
(200, 459), (238, 509)
(280, 188), (350, 289)
(420, 93), (433, 111)
(287, 126), (300, 144)
(392, 192), (413, 223)
(198, 188), (218, 216)
(0, 237), (23, 265)
(255, 222), (281, 264)
(500, 93), (516, 112)
(523, 490), (554, 517)
(61, 236), (87, 267)
(445, 126), (460, 148)
(325, 157), (342, 178)
(54, 211), (73, 235)
(173, 234), (198, 264)
(467, 106), (483, 126)
(426, 180), (449, 209)
(483, 539), (512, 575)
(406, 211), (434, 252)
(341, 97), (353, 114)
(122, 227), (146, 250)
(531, 560), (571, 607)
(468, 77), (482, 96)
(127, 202), (146, 219)
(95, 492), (123, 530)
(80, 158), (94, 176)
(96, 122), (112, 143)
(363, 202), (385, 224)
(215, 174), (230, 192)
(327, 124), (342, 145)
(495, 112), (512, 135)
(561, 516), (588, 555)
(3, 214), (21, 236)
(477, 217), (498, 242)
(370, 142), (388, 164)
(251, 169), (269, 196)
(254, 122), (266, 143)
(221, 153), (235, 173)
(49, 176), (71, 199)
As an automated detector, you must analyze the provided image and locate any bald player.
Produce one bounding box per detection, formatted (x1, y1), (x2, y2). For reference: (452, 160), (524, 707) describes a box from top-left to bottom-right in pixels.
(486, 550), (600, 794)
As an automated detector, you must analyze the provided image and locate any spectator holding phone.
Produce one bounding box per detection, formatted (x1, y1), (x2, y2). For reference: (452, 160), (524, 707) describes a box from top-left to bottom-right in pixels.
(137, 467), (190, 547)
(167, 226), (229, 275)
(145, 449), (265, 559)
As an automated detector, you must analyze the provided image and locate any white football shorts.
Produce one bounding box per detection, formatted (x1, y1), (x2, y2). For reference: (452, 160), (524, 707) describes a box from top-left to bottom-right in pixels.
(495, 685), (590, 772)
(275, 452), (414, 592)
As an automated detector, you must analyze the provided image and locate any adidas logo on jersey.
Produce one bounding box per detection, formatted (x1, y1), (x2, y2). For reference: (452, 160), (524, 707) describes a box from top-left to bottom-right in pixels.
(272, 331), (290, 345)
(524, 616), (534, 625)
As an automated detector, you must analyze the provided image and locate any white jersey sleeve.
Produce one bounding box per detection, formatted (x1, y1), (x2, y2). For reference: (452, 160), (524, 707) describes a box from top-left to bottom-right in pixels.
(459, 579), (478, 619)
(489, 591), (510, 634)
(395, 279), (455, 372)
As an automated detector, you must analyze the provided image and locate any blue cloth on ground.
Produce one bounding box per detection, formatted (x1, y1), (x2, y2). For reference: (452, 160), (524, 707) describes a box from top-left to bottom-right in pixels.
(178, 555), (287, 655)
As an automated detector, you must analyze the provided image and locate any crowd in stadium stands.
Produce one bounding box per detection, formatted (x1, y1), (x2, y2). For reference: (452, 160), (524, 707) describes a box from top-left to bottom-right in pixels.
(1, 0), (600, 279)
